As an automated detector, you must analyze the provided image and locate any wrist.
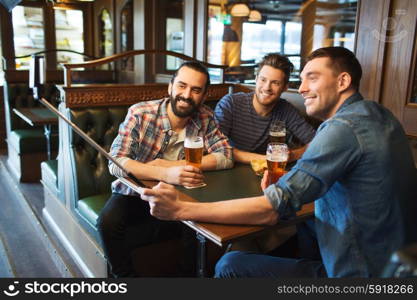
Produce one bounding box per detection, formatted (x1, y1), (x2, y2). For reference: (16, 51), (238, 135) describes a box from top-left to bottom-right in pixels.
(155, 166), (168, 182)
(176, 200), (191, 220)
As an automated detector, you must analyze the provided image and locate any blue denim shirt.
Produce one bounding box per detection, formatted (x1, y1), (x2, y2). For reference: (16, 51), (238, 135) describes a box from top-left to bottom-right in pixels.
(265, 93), (417, 277)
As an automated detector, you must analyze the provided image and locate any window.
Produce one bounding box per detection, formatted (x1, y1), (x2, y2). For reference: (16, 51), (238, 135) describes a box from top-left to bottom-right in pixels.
(164, 0), (184, 71)
(206, 0), (358, 87)
(120, 0), (133, 70)
(166, 17), (184, 70)
(12, 6), (45, 70)
(54, 7), (84, 65)
(207, 5), (224, 65)
(99, 9), (113, 58)
(241, 21), (282, 62)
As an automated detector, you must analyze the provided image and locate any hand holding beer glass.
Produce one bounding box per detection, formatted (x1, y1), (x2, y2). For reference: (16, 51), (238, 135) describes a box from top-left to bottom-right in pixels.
(184, 132), (206, 188)
(269, 121), (286, 143)
(266, 142), (289, 186)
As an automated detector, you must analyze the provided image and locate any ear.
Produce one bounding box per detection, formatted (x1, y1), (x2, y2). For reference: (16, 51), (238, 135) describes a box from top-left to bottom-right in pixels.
(168, 82), (172, 95)
(337, 72), (352, 93)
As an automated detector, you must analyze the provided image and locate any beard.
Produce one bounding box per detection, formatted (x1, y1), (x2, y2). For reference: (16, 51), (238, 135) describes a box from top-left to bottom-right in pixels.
(170, 93), (199, 118)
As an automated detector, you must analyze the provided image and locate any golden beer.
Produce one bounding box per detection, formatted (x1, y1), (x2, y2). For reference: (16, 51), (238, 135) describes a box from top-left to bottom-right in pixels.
(184, 136), (203, 168)
(267, 159), (287, 185)
(266, 142), (289, 185)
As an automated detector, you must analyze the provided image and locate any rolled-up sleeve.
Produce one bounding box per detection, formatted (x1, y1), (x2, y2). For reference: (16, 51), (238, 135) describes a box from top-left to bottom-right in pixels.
(264, 169), (323, 217)
(204, 115), (233, 169)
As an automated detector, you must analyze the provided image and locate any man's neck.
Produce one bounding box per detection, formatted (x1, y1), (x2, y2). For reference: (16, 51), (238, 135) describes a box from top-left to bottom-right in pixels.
(167, 102), (189, 132)
(325, 89), (357, 120)
(252, 94), (276, 117)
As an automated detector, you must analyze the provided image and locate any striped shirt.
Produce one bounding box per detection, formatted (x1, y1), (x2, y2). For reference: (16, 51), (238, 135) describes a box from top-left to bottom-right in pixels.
(110, 98), (233, 195)
(214, 92), (315, 154)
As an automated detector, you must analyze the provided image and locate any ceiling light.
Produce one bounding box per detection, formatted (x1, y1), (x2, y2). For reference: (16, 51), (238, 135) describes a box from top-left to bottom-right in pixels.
(230, 3), (250, 17)
(248, 10), (262, 22)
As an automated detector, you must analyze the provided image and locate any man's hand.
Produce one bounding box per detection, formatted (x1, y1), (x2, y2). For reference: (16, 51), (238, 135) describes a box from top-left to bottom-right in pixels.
(261, 170), (270, 191)
(141, 182), (181, 220)
(288, 144), (308, 162)
(164, 165), (204, 187)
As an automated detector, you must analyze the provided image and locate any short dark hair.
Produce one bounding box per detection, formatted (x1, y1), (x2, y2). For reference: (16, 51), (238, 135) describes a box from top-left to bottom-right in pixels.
(306, 47), (362, 90)
(171, 61), (211, 92)
(258, 53), (294, 84)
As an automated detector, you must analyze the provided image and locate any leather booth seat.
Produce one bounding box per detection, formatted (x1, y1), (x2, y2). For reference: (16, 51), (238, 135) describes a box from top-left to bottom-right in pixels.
(4, 83), (59, 181)
(65, 106), (128, 230)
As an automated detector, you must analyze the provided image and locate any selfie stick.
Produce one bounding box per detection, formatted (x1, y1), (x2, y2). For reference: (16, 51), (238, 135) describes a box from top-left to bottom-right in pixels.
(30, 56), (146, 193)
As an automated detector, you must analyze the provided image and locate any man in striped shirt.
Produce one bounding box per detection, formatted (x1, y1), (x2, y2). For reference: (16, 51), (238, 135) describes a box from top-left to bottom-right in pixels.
(97, 61), (233, 277)
(215, 53), (316, 163)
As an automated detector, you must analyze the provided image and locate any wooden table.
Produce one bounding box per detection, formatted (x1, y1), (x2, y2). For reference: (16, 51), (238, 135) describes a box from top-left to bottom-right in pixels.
(13, 107), (58, 160)
(174, 163), (315, 277)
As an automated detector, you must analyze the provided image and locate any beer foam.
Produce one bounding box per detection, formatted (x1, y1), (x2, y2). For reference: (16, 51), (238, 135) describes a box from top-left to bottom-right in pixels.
(269, 131), (285, 137)
(267, 153), (288, 162)
(184, 137), (203, 148)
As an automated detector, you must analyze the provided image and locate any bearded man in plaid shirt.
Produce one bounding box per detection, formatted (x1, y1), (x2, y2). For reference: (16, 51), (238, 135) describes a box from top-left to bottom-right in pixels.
(97, 61), (233, 277)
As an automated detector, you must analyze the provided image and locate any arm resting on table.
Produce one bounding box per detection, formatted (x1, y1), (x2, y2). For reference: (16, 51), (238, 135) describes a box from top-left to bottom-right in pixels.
(233, 148), (266, 164)
(141, 182), (278, 225)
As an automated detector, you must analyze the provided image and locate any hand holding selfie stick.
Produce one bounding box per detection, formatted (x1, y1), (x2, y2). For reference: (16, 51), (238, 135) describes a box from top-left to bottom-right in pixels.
(29, 55), (146, 193)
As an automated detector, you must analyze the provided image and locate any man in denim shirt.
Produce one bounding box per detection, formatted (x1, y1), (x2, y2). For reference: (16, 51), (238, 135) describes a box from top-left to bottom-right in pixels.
(141, 47), (417, 277)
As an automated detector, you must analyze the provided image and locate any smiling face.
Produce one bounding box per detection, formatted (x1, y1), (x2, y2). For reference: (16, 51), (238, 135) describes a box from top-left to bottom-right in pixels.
(254, 65), (288, 111)
(298, 57), (347, 120)
(168, 66), (208, 118)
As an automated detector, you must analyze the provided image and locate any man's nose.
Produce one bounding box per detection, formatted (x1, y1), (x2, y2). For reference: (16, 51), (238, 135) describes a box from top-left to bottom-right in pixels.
(298, 80), (307, 95)
(183, 87), (192, 99)
(264, 81), (272, 90)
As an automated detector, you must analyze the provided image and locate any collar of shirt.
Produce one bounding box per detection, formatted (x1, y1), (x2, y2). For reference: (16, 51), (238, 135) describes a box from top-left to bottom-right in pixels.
(335, 92), (364, 114)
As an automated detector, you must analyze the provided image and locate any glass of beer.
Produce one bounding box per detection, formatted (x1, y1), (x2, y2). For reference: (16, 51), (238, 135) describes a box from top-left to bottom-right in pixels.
(184, 134), (204, 169)
(269, 121), (286, 143)
(266, 142), (289, 185)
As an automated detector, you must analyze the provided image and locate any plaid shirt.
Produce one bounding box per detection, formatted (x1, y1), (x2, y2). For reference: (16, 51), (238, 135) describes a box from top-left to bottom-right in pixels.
(110, 98), (233, 195)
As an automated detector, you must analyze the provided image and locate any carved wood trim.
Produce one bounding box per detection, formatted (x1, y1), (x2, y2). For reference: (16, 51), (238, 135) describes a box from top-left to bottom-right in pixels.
(58, 83), (243, 108)
(59, 84), (168, 108)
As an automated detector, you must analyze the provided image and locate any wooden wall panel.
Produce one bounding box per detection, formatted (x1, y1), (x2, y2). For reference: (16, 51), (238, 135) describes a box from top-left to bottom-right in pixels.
(355, 0), (390, 102)
(380, 0), (417, 121)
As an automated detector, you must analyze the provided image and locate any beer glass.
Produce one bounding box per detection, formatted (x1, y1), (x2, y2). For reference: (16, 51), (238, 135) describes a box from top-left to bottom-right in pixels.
(184, 134), (204, 169)
(266, 142), (289, 185)
(269, 121), (286, 143)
